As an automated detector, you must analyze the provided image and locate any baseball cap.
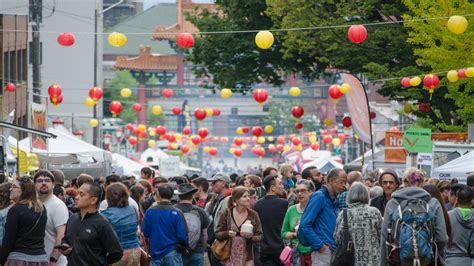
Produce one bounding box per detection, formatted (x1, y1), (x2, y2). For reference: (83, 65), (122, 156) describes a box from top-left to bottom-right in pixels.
(207, 172), (231, 183)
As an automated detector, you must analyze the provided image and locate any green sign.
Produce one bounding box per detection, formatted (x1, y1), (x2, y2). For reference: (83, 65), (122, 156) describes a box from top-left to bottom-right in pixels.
(402, 127), (432, 153)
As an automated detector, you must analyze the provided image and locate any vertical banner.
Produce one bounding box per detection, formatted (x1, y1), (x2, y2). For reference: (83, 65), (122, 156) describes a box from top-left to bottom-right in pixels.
(384, 131), (407, 163)
(31, 103), (48, 150)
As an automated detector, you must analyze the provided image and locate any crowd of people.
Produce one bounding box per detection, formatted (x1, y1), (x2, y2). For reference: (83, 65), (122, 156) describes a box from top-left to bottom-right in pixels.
(0, 164), (472, 266)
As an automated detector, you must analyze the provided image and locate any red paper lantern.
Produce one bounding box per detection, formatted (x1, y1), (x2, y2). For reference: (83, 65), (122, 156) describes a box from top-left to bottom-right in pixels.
(342, 116), (352, 127)
(253, 89), (268, 105)
(347, 25), (367, 44)
(181, 145), (190, 154)
(132, 127), (139, 135)
(109, 101), (123, 117)
(268, 145), (276, 153)
(5, 83), (16, 92)
(277, 136), (285, 144)
(182, 127), (191, 135)
(50, 95), (63, 106)
(220, 137), (228, 143)
(171, 107), (181, 115)
(330, 128), (337, 134)
(191, 136), (201, 145)
(211, 136), (219, 143)
(423, 74), (440, 94)
(128, 136), (138, 145)
(338, 133), (346, 142)
(48, 84), (62, 97)
(234, 137), (243, 146)
(167, 134), (176, 143)
(401, 77), (411, 88)
(213, 109), (221, 116)
(370, 111), (376, 119)
(311, 143), (320, 151)
(277, 144), (284, 151)
(252, 127), (263, 137)
(132, 103), (143, 112)
(126, 123), (134, 131)
(329, 85), (343, 100)
(291, 106), (305, 119)
(209, 147), (218, 156)
(194, 108), (207, 121)
(242, 127), (250, 134)
(323, 135), (333, 144)
(88, 86), (103, 102)
(138, 131), (147, 139)
(57, 32), (75, 47)
(458, 69), (466, 78)
(155, 126), (167, 135)
(234, 149), (243, 157)
(162, 88), (174, 98)
(321, 129), (327, 135)
(295, 122), (303, 129)
(292, 137), (301, 146)
(176, 33), (195, 49)
(256, 147), (265, 157)
(198, 128), (209, 139)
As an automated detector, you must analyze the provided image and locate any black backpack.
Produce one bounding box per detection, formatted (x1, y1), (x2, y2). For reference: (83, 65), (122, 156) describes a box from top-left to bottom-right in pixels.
(330, 209), (355, 266)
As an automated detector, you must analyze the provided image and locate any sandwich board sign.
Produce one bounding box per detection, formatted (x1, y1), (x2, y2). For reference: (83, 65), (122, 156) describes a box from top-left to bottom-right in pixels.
(402, 127), (432, 153)
(159, 157), (181, 177)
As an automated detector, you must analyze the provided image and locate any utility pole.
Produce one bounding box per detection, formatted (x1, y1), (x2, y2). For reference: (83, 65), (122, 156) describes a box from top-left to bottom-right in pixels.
(30, 0), (42, 104)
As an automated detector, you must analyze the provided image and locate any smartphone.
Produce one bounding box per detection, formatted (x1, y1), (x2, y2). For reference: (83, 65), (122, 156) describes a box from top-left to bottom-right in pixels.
(54, 244), (71, 250)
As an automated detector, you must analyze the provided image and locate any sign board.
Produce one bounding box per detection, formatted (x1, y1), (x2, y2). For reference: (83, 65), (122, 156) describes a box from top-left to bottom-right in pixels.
(159, 157), (181, 177)
(31, 103), (48, 150)
(384, 131), (407, 163)
(402, 127), (432, 153)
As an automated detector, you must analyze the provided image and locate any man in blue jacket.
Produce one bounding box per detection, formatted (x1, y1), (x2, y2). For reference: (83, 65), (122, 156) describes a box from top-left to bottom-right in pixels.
(142, 184), (188, 265)
(298, 168), (347, 266)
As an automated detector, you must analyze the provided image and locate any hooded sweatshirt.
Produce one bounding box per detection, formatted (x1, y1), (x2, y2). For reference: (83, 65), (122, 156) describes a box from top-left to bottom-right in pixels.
(380, 187), (448, 266)
(446, 208), (473, 260)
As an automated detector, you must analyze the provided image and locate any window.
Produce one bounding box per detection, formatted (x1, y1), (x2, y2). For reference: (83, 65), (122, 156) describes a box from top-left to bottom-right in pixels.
(9, 51), (15, 81)
(22, 49), (27, 81)
(17, 49), (22, 82)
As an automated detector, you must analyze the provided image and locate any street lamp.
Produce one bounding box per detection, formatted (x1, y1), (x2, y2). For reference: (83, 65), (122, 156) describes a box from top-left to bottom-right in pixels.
(104, 133), (112, 150)
(116, 126), (123, 141)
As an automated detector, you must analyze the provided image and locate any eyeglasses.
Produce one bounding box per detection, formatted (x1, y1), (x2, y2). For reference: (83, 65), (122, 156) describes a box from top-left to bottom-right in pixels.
(295, 189), (309, 194)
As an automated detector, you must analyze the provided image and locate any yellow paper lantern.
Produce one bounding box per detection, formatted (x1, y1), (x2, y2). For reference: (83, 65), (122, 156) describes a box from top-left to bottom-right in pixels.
(289, 87), (301, 97)
(152, 105), (162, 116)
(203, 146), (211, 153)
(264, 125), (273, 133)
(229, 148), (236, 155)
(466, 67), (474, 77)
(236, 127), (243, 134)
(255, 31), (274, 49)
(410, 76), (421, 86)
(120, 88), (132, 98)
(403, 103), (413, 114)
(205, 108), (213, 117)
(267, 136), (274, 142)
(257, 136), (265, 144)
(447, 16), (468, 34)
(108, 32), (127, 47)
(339, 83), (351, 94)
(89, 119), (98, 127)
(309, 135), (317, 143)
(324, 118), (332, 126)
(295, 145), (303, 151)
(84, 97), (95, 108)
(149, 131), (156, 137)
(137, 124), (146, 132)
(175, 134), (182, 141)
(447, 70), (459, 82)
(170, 143), (179, 150)
(220, 88), (233, 99)
(148, 140), (156, 148)
(283, 145), (291, 152)
(332, 138), (341, 146)
(241, 144), (248, 150)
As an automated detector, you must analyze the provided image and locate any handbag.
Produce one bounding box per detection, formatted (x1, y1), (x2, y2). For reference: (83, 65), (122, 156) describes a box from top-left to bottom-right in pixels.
(280, 241), (300, 266)
(330, 209), (355, 266)
(211, 238), (231, 261)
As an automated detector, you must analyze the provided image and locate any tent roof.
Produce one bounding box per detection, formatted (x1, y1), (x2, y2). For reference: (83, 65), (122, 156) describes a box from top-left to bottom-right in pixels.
(431, 151), (474, 182)
(140, 148), (169, 164)
(112, 153), (145, 178)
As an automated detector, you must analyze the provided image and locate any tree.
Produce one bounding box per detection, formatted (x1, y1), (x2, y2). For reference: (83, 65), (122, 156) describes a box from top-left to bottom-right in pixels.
(104, 70), (138, 123)
(263, 100), (320, 135)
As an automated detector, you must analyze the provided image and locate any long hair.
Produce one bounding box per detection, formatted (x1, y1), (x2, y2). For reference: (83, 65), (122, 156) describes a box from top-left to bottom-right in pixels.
(16, 177), (43, 213)
(227, 186), (249, 209)
(422, 184), (452, 248)
(0, 183), (11, 209)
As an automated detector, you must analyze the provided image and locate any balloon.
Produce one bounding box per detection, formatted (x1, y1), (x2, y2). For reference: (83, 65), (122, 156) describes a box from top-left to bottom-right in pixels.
(447, 70), (459, 82)
(338, 133), (346, 142)
(339, 83), (351, 94)
(264, 125), (273, 133)
(323, 135), (333, 144)
(403, 103), (413, 114)
(203, 146), (210, 154)
(423, 74), (440, 94)
(220, 88), (233, 99)
(137, 124), (146, 132)
(88, 86), (103, 102)
(148, 140), (156, 148)
(292, 137), (301, 146)
(128, 137), (138, 145)
(447, 16), (468, 34)
(57, 32), (75, 47)
(267, 136), (274, 142)
(213, 109), (221, 116)
(289, 87), (301, 97)
(234, 137), (243, 146)
(255, 31), (274, 49)
(176, 33), (195, 49)
(401, 77), (411, 88)
(84, 97), (95, 108)
(277, 136), (285, 144)
(295, 145), (303, 152)
(242, 127), (250, 134)
(120, 88), (132, 98)
(410, 76), (421, 86)
(324, 118), (333, 126)
(152, 105), (162, 115)
(89, 119), (99, 127)
(347, 25), (367, 44)
(108, 32), (127, 47)
(125, 123), (134, 131)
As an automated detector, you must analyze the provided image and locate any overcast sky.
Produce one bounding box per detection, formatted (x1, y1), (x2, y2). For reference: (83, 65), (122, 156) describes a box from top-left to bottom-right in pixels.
(144, 0), (213, 10)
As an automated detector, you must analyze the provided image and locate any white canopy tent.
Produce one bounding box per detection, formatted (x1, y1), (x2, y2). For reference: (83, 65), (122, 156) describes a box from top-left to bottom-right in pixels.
(111, 153), (144, 178)
(302, 155), (343, 173)
(431, 151), (474, 183)
(139, 148), (201, 174)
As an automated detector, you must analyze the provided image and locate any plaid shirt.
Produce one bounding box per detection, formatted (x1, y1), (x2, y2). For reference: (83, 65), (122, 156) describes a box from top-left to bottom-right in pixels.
(336, 190), (348, 212)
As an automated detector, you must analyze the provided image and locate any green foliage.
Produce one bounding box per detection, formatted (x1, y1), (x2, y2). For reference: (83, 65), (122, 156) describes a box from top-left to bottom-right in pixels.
(263, 100), (320, 134)
(104, 71), (138, 123)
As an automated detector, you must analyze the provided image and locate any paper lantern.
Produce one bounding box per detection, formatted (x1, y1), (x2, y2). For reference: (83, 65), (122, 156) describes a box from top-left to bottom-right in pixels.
(220, 88), (233, 99)
(138, 131), (147, 139)
(236, 127), (244, 134)
(108, 32), (127, 47)
(176, 33), (195, 49)
(447, 70), (459, 82)
(234, 149), (243, 157)
(120, 88), (132, 98)
(5, 83), (16, 92)
(253, 89), (268, 105)
(330, 128), (338, 135)
(57, 32), (75, 47)
(295, 145), (302, 152)
(447, 16), (468, 34)
(323, 135), (333, 144)
(251, 137), (258, 144)
(168, 143), (179, 150)
(220, 137), (228, 143)
(276, 144), (283, 151)
(191, 136), (201, 145)
(162, 88), (174, 98)
(291, 106), (304, 119)
(171, 107), (181, 115)
(205, 108), (214, 117)
(132, 127), (139, 135)
(256, 147), (265, 157)
(295, 122), (303, 129)
(339, 83), (351, 94)
(458, 69), (466, 78)
(126, 123), (134, 131)
(390, 127), (399, 132)
(82, 97), (94, 108)
(194, 108), (207, 121)
(252, 127), (263, 137)
(137, 124), (146, 132)
(198, 128), (209, 139)
(410, 76), (421, 86)
(403, 103), (413, 114)
(370, 111), (376, 119)
(321, 129), (327, 135)
(109, 101), (123, 117)
(423, 74), (440, 97)
(264, 125), (273, 134)
(311, 143), (320, 151)
(48, 84), (62, 97)
(128, 137), (138, 145)
(255, 31), (274, 49)
(268, 144), (276, 153)
(347, 25), (367, 44)
(332, 138), (341, 146)
(234, 137), (243, 146)
(465, 67), (474, 77)
(257, 136), (265, 144)
(328, 85), (343, 100)
(242, 127), (250, 134)
(283, 145), (291, 153)
(309, 135), (317, 143)
(338, 133), (346, 142)
(181, 145), (190, 154)
(289, 87), (300, 97)
(324, 118), (333, 127)
(292, 137), (301, 146)
(182, 127), (191, 135)
(277, 136), (285, 144)
(88, 86), (103, 102)
(213, 109), (221, 116)
(342, 116), (352, 127)
(167, 134), (176, 143)
(267, 136), (274, 142)
(152, 105), (162, 116)
(401, 77), (411, 88)
(209, 147), (218, 156)
(132, 103), (143, 112)
(155, 126), (166, 135)
(89, 119), (99, 127)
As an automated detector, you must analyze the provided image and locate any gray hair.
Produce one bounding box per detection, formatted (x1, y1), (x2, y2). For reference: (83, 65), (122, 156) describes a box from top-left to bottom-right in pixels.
(347, 171), (363, 186)
(326, 168), (345, 182)
(347, 182), (369, 205)
(296, 179), (315, 191)
(369, 186), (383, 199)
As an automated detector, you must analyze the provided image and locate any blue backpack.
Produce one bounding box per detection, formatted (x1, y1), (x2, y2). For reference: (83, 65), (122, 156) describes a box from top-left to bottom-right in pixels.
(388, 198), (436, 265)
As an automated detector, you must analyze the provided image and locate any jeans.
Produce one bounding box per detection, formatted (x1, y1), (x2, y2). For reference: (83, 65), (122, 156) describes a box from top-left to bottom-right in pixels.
(183, 252), (204, 266)
(311, 248), (332, 266)
(151, 250), (183, 266)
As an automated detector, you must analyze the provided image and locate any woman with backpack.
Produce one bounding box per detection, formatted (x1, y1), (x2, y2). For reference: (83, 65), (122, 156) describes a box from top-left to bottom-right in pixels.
(215, 186), (263, 266)
(334, 182), (382, 266)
